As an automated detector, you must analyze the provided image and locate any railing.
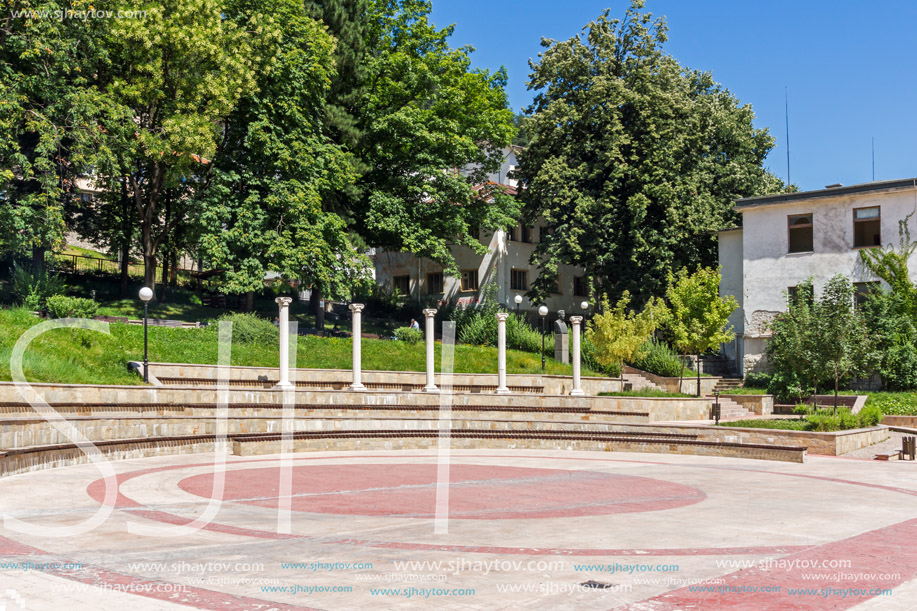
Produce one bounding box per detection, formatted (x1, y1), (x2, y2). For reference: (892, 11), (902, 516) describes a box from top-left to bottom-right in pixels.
(46, 252), (195, 285)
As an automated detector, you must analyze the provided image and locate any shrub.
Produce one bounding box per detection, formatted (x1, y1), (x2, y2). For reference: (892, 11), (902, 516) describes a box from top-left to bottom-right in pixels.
(45, 295), (99, 319)
(214, 312), (278, 344)
(857, 405), (883, 427)
(506, 313), (541, 353)
(743, 371), (772, 389)
(630, 340), (683, 377)
(582, 336), (619, 377)
(393, 326), (422, 344)
(766, 370), (811, 403)
(881, 344), (917, 391)
(10, 264), (66, 310)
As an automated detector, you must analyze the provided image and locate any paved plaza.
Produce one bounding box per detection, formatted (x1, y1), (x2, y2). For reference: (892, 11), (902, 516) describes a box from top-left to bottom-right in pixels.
(0, 449), (914, 610)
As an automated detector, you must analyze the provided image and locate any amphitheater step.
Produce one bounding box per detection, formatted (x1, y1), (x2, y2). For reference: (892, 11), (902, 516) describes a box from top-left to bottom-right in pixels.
(156, 377), (546, 394)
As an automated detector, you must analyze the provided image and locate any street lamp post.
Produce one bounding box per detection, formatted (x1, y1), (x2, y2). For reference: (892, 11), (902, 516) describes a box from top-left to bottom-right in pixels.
(139, 287), (153, 383)
(538, 305), (548, 371)
(514, 293), (522, 315)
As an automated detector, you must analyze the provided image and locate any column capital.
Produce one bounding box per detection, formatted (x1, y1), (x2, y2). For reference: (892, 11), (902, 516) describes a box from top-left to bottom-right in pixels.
(495, 312), (510, 322)
(569, 315), (583, 325)
(275, 296), (293, 307)
(348, 303), (365, 313)
(423, 308), (437, 318)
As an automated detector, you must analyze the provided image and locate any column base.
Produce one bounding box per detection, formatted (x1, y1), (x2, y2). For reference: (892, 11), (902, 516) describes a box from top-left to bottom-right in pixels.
(274, 381), (295, 390)
(495, 387), (511, 395)
(348, 383), (366, 391)
(569, 389), (585, 396)
(423, 385), (440, 393)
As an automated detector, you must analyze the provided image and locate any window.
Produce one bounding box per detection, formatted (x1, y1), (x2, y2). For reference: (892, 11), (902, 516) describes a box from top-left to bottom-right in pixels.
(551, 274), (562, 295)
(853, 206), (881, 248)
(79, 192), (94, 203)
(521, 226), (534, 243)
(573, 276), (588, 297)
(393, 275), (410, 296)
(510, 269), (528, 291)
(427, 272), (444, 294)
(460, 269), (479, 292)
(854, 281), (879, 308)
(787, 285), (813, 307)
(467, 223), (480, 242)
(787, 213), (813, 253)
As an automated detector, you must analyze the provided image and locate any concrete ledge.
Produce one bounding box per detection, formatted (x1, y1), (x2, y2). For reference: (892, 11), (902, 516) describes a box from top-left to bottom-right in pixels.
(231, 431), (806, 464)
(705, 424), (888, 456)
(719, 394), (774, 415)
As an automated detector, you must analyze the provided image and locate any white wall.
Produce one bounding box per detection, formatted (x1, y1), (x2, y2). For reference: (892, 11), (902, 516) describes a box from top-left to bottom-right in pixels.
(722, 183), (917, 372)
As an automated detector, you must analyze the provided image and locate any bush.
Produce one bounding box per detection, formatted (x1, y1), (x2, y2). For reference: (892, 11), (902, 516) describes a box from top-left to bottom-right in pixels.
(582, 336), (619, 377)
(214, 312), (278, 344)
(393, 326), (422, 344)
(45, 295), (99, 319)
(630, 340), (684, 377)
(506, 313), (541, 353)
(881, 344), (917, 391)
(10, 264), (66, 310)
(857, 404), (883, 427)
(766, 370), (811, 403)
(743, 371), (772, 388)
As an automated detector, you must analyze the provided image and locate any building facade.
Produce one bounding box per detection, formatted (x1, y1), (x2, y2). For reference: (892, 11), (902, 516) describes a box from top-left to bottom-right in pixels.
(719, 178), (917, 375)
(371, 147), (590, 314)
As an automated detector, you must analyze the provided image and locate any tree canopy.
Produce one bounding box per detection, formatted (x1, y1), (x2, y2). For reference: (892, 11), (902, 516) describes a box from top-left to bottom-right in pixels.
(517, 0), (785, 304)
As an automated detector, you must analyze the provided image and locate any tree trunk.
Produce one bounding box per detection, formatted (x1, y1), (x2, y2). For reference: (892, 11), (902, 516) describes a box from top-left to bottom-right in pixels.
(620, 359), (625, 392)
(119, 181), (131, 299)
(31, 245), (45, 273)
(696, 354), (702, 397)
(678, 354), (686, 394)
(834, 367), (840, 413)
(160, 252), (170, 303)
(169, 251), (178, 286)
(244, 291), (255, 312)
(312, 282), (324, 333)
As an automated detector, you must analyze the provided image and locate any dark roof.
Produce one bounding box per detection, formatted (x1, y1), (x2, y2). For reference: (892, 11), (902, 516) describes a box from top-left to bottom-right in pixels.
(735, 178), (917, 210)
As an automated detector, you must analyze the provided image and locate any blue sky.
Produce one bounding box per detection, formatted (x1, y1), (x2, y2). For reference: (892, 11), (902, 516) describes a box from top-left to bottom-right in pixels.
(430, 0), (917, 192)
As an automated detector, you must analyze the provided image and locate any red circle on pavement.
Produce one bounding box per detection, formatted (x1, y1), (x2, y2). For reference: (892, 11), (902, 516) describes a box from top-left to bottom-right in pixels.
(177, 464), (705, 519)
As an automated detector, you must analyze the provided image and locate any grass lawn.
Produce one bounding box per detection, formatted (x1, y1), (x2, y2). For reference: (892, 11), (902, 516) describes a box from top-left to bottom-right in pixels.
(0, 308), (601, 385)
(716, 419), (808, 430)
(599, 389), (693, 398)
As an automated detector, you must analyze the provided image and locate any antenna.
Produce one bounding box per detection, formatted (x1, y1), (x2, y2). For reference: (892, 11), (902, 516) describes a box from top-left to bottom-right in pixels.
(871, 137), (875, 181)
(785, 87), (791, 186)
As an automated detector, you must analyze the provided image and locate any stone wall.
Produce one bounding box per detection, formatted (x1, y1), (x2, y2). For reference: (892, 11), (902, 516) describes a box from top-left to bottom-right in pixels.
(719, 394), (774, 415)
(623, 366), (720, 396)
(232, 435), (805, 463)
(140, 362), (624, 395)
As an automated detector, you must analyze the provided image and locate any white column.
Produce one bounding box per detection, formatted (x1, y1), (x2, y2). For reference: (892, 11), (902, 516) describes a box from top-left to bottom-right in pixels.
(423, 308), (438, 392)
(569, 316), (584, 396)
(348, 303), (366, 391)
(275, 297), (294, 389)
(496, 312), (510, 394)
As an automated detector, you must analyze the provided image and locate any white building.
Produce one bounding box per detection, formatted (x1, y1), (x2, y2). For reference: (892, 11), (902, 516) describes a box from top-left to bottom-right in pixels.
(719, 178), (917, 375)
(371, 147), (589, 313)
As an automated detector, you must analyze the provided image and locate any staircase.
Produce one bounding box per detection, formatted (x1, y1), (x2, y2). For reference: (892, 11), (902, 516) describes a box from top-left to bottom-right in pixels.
(709, 395), (754, 420)
(712, 377), (743, 393)
(622, 370), (664, 392)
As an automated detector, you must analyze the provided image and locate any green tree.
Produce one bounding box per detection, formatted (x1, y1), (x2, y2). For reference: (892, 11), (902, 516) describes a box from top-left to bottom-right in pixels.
(0, 0), (114, 268)
(586, 291), (666, 387)
(516, 1), (786, 305)
(665, 267), (738, 395)
(814, 275), (877, 410)
(197, 0), (368, 312)
(99, 0), (262, 293)
(765, 280), (824, 401)
(349, 0), (518, 272)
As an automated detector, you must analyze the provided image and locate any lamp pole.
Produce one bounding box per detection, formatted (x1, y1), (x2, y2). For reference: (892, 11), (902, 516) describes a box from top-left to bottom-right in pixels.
(538, 305), (548, 371)
(139, 287), (153, 383)
(514, 293), (522, 315)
